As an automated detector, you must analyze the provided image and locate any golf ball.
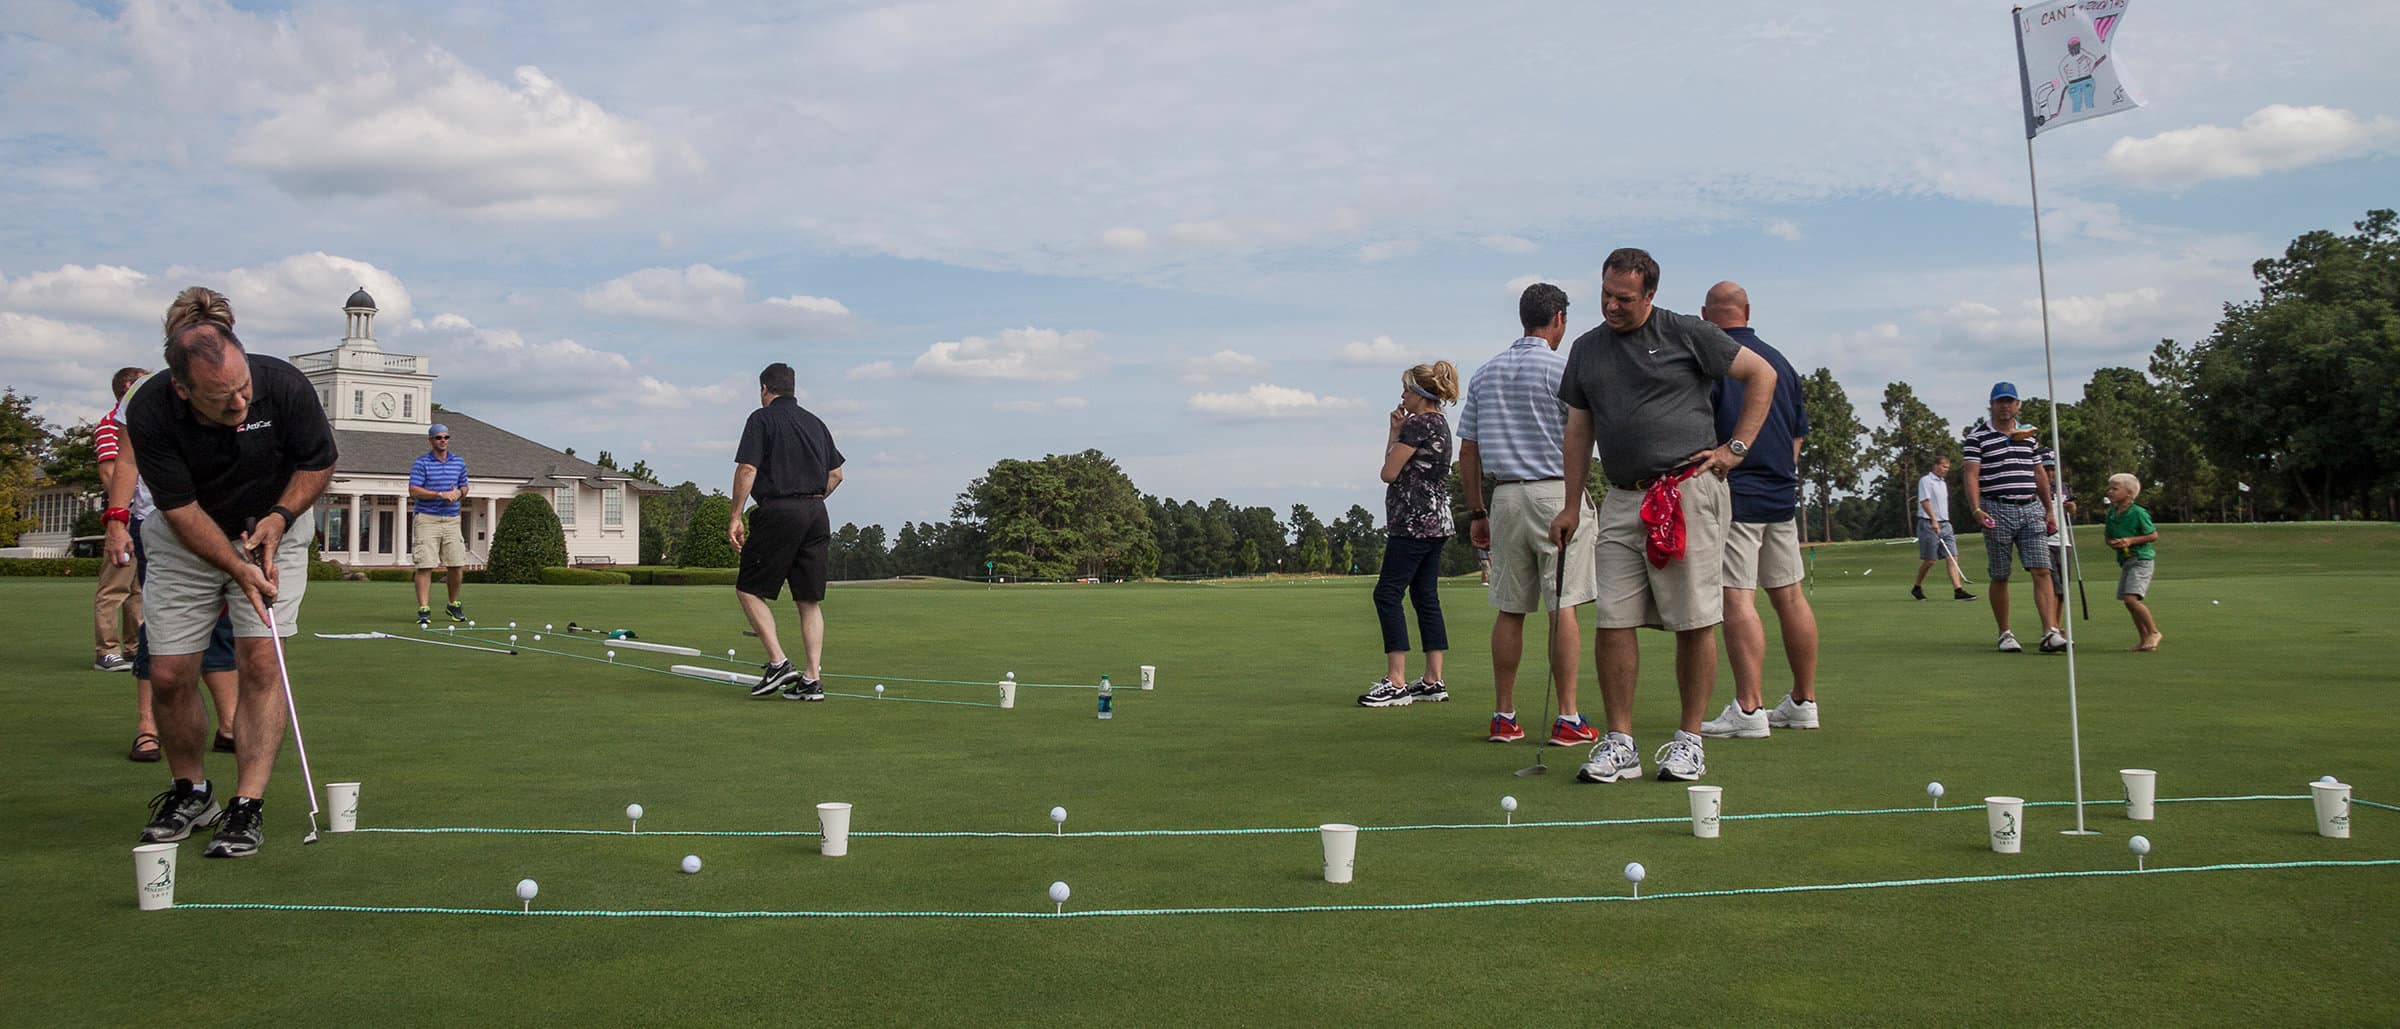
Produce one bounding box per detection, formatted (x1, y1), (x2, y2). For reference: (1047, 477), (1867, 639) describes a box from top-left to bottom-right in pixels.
(1049, 806), (1067, 824)
(608, 650), (617, 660)
(2128, 835), (2152, 857)
(2320, 775), (2339, 785)
(875, 684), (885, 697)
(1049, 881), (1070, 903)
(1623, 862), (1646, 884)
(627, 803), (644, 820)
(728, 649), (737, 658)
(509, 622), (517, 629)
(681, 855), (702, 874)
(1927, 782), (1946, 799)
(516, 878), (538, 900)
(545, 623), (554, 631)
(510, 635), (519, 643)
(469, 620), (476, 627)
(1501, 795), (1518, 813)
(533, 635), (541, 641)
(2212, 600), (2221, 605)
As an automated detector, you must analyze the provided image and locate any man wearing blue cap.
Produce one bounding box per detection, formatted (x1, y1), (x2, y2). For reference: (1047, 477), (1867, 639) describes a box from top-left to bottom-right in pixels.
(410, 422), (471, 626)
(1961, 383), (2064, 653)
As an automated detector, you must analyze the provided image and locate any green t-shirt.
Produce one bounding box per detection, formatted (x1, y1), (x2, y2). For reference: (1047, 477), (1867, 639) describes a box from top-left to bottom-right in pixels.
(2105, 503), (2157, 563)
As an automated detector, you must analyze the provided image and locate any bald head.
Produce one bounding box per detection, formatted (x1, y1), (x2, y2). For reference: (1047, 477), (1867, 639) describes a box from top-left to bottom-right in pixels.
(1701, 281), (1749, 329)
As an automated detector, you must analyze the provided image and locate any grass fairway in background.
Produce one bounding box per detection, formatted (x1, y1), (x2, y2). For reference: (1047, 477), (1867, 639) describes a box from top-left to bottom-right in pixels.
(4, 523), (2395, 1025)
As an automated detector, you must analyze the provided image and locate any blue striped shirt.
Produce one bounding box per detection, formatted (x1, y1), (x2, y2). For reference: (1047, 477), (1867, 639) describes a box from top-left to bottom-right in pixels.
(1457, 337), (1569, 482)
(410, 451), (470, 516)
(1962, 424), (2040, 503)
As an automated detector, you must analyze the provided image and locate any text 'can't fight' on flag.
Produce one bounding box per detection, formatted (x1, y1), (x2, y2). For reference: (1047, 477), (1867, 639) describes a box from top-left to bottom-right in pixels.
(2014, 0), (2141, 138)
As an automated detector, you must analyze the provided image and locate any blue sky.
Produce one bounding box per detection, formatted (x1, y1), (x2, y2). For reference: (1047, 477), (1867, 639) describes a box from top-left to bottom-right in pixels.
(4, 0), (2395, 530)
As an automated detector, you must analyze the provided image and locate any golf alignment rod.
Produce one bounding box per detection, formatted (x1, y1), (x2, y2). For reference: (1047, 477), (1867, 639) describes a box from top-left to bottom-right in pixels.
(248, 526), (323, 844)
(1518, 542), (1568, 777)
(315, 632), (518, 655)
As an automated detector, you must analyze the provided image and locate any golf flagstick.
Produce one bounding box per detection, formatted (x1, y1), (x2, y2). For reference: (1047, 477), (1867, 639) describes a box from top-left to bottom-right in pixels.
(246, 518), (323, 845)
(1516, 537), (1569, 778)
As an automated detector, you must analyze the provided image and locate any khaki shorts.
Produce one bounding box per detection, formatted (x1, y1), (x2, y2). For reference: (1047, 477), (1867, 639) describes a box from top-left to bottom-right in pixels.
(1487, 480), (1598, 614)
(140, 510), (311, 654)
(1593, 471), (1728, 632)
(1723, 519), (1804, 591)
(412, 513), (470, 569)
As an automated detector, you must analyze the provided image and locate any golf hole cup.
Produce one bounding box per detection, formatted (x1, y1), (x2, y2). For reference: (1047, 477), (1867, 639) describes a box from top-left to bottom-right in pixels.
(1986, 796), (2027, 854)
(325, 782), (361, 832)
(133, 843), (177, 911)
(1687, 785), (1724, 839)
(817, 802), (854, 857)
(1139, 665), (1156, 691)
(1320, 823), (1359, 884)
(2312, 780), (2352, 839)
(2120, 769), (2157, 821)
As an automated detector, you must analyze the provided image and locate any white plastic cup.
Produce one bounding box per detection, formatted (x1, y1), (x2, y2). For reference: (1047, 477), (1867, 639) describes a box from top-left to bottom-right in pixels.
(818, 802), (854, 857)
(2120, 769), (2156, 821)
(1139, 665), (1156, 691)
(1986, 796), (2026, 854)
(2312, 781), (2352, 839)
(998, 680), (1016, 709)
(1688, 785), (1724, 838)
(133, 843), (177, 910)
(1320, 823), (1358, 884)
(326, 781), (361, 832)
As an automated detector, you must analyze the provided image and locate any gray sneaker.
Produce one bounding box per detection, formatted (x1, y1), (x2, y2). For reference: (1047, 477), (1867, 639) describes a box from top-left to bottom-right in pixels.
(141, 779), (222, 843)
(94, 653), (133, 672)
(1575, 732), (1642, 783)
(204, 797), (263, 858)
(1654, 731), (1708, 782)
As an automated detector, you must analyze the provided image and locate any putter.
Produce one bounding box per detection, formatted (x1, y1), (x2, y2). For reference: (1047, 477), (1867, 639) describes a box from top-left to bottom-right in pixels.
(1515, 544), (1569, 778)
(247, 518), (323, 845)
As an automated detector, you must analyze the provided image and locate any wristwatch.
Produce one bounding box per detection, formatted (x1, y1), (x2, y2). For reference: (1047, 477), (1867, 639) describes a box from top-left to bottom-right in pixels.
(1726, 439), (1750, 458)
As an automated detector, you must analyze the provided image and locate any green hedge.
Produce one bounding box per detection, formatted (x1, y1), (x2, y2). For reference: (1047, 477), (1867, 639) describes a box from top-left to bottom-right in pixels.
(646, 568), (740, 586)
(0, 557), (102, 577)
(679, 496), (740, 568)
(308, 560), (344, 581)
(488, 494), (568, 584)
(540, 567), (632, 586)
(363, 567), (493, 584)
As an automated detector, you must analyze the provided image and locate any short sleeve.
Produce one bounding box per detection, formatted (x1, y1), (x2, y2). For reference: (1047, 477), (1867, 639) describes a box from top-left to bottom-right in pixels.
(734, 409), (767, 467)
(1456, 371), (1484, 442)
(1558, 339), (1591, 411)
(127, 378), (194, 510)
(269, 363), (337, 472)
(409, 455), (429, 489)
(1961, 432), (1983, 464)
(1397, 415), (1434, 453)
(1683, 316), (1740, 379)
(95, 420), (121, 463)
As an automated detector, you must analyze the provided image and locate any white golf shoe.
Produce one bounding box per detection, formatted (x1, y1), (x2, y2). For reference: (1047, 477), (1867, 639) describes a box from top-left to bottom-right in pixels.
(1699, 702), (1770, 739)
(1575, 732), (1642, 783)
(1654, 731), (1708, 782)
(1767, 694), (1820, 730)
(1996, 630), (2023, 653)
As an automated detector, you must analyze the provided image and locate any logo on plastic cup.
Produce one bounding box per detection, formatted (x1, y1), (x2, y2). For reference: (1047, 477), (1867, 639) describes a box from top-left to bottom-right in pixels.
(1995, 812), (2019, 843)
(146, 857), (172, 891)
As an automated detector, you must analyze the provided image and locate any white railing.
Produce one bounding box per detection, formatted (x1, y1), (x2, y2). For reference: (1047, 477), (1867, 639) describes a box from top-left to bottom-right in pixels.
(286, 348), (428, 375)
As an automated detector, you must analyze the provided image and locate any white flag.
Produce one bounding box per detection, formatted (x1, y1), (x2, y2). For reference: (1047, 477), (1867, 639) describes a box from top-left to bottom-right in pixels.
(2238, 482), (2252, 493)
(2014, 0), (2141, 138)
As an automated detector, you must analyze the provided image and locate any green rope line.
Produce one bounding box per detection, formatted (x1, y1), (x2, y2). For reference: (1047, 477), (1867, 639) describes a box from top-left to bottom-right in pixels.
(343, 793), (2352, 840)
(451, 626), (1103, 690)
(165, 859), (2400, 920)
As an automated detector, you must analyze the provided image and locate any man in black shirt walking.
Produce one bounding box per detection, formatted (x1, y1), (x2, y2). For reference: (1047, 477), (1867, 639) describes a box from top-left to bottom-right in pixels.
(729, 362), (846, 700)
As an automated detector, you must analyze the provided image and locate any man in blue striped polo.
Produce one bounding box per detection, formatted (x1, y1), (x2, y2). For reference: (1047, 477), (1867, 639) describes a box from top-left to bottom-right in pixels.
(410, 423), (471, 626)
(1962, 384), (2064, 654)
(1456, 283), (1599, 748)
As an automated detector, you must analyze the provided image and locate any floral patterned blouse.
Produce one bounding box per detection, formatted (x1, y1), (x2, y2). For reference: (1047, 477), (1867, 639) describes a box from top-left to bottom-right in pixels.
(1385, 411), (1454, 539)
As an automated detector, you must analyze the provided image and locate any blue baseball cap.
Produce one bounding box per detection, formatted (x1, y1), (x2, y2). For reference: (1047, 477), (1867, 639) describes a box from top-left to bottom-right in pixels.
(1989, 382), (2020, 401)
(427, 422), (451, 437)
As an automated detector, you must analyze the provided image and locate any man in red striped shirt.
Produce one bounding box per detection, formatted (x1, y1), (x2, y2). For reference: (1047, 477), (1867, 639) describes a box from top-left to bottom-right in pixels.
(92, 367), (144, 673)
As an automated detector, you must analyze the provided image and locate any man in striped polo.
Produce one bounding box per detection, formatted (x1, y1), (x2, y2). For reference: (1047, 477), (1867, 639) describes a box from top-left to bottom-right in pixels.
(1963, 383), (2065, 654)
(1457, 283), (1599, 747)
(410, 422), (472, 626)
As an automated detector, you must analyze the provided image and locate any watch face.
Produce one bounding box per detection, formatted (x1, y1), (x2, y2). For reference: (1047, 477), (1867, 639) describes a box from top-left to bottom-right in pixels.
(372, 392), (396, 418)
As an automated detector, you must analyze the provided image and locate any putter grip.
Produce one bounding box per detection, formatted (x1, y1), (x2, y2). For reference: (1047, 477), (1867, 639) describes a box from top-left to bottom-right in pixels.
(242, 516), (269, 570)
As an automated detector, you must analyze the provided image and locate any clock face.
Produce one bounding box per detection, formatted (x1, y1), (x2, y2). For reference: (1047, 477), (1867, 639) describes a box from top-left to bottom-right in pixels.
(373, 392), (396, 418)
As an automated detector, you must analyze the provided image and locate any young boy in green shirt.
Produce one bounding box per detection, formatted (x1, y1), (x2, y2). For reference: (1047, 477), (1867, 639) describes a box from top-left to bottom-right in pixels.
(2103, 473), (2162, 651)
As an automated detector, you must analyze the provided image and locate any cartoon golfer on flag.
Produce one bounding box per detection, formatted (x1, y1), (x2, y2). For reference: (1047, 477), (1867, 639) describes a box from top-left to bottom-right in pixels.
(2015, 0), (2140, 136)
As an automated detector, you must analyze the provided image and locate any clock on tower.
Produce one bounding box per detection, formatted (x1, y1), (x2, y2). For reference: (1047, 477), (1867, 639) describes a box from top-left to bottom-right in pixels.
(372, 392), (396, 418)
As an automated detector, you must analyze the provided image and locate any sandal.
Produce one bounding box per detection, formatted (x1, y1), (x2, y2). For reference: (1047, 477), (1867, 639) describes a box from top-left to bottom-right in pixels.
(128, 732), (162, 763)
(213, 733), (238, 754)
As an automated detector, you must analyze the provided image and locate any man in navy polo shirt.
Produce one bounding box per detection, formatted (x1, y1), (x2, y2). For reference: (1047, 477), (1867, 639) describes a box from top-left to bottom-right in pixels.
(1963, 382), (2064, 654)
(1695, 282), (1820, 739)
(410, 422), (471, 626)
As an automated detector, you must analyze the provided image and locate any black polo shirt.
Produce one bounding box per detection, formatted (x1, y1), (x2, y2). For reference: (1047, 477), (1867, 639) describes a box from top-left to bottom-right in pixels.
(735, 396), (844, 499)
(125, 353), (338, 538)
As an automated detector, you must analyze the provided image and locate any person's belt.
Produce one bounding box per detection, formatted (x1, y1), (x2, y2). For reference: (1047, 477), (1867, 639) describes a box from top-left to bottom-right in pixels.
(1618, 463), (1704, 492)
(1985, 496), (2040, 505)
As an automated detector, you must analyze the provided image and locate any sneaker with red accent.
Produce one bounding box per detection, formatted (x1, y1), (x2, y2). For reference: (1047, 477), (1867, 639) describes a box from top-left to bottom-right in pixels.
(1549, 718), (1599, 746)
(1487, 714), (1525, 742)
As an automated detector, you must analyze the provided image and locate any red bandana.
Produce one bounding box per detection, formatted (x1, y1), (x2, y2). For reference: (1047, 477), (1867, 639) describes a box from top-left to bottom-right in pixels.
(1642, 464), (1708, 569)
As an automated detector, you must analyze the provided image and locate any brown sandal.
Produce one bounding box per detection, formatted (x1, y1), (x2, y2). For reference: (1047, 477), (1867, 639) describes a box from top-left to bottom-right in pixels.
(128, 732), (162, 763)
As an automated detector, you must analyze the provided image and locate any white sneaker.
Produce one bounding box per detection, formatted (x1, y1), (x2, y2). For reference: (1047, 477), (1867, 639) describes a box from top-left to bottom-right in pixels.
(1699, 702), (1770, 739)
(2039, 628), (2069, 654)
(94, 653), (132, 672)
(1575, 732), (1642, 783)
(1767, 694), (1820, 730)
(1996, 630), (2023, 653)
(1654, 731), (1707, 781)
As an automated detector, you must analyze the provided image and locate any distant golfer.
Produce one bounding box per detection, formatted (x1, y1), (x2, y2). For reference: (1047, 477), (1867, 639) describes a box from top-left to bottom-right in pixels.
(2102, 473), (2163, 651)
(1454, 283), (1597, 744)
(728, 362), (845, 701)
(125, 287), (337, 858)
(1696, 281), (1820, 740)
(410, 422), (471, 626)
(1359, 360), (1461, 708)
(1552, 249), (1779, 784)
(1963, 382), (2064, 654)
(1910, 455), (1974, 601)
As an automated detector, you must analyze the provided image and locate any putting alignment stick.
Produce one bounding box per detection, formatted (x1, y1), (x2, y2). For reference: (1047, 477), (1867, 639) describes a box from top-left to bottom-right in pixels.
(315, 632), (517, 655)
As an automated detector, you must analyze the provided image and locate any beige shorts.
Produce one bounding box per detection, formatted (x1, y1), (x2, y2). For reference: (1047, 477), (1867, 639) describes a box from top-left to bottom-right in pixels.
(140, 510), (311, 654)
(1723, 519), (1804, 591)
(413, 514), (470, 569)
(1593, 471), (1728, 632)
(1487, 480), (1598, 614)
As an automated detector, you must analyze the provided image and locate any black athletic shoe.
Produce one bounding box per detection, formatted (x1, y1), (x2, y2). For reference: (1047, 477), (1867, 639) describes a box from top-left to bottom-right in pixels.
(446, 602), (465, 623)
(142, 779), (223, 843)
(204, 797), (264, 858)
(1910, 585), (1927, 601)
(780, 677), (826, 702)
(753, 661), (799, 697)
(1954, 588), (1978, 601)
(1404, 677), (1450, 703)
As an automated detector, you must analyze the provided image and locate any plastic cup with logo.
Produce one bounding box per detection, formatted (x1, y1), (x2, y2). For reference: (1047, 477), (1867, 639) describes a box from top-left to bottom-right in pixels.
(2312, 780), (2352, 839)
(2119, 769), (2156, 821)
(1320, 824), (1358, 884)
(134, 843), (178, 910)
(998, 675), (1016, 709)
(818, 802), (854, 856)
(1139, 665), (1156, 690)
(1688, 785), (1724, 838)
(1986, 796), (2026, 854)
(326, 782), (361, 832)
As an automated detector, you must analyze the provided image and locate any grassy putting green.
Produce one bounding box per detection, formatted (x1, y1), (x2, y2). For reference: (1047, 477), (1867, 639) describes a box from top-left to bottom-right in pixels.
(4, 523), (2396, 1024)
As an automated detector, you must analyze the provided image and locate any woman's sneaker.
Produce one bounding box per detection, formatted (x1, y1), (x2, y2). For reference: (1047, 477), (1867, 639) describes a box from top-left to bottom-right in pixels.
(141, 779), (222, 842)
(1405, 678), (1449, 703)
(1358, 678), (1412, 708)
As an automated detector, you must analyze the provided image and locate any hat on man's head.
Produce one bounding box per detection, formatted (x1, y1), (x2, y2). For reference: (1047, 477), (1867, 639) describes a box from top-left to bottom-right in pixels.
(428, 422), (451, 437)
(1989, 382), (2020, 402)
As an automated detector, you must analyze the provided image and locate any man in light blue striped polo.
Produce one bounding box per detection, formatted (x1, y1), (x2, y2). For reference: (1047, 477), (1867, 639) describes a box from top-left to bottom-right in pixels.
(1456, 283), (1599, 748)
(410, 422), (472, 626)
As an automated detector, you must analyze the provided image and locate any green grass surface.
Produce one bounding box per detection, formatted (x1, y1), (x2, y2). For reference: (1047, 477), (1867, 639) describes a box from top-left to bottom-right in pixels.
(6, 524), (2397, 1025)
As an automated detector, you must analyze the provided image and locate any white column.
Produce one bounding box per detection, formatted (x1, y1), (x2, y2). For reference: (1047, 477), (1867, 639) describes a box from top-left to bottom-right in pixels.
(348, 494), (362, 559)
(483, 496), (498, 562)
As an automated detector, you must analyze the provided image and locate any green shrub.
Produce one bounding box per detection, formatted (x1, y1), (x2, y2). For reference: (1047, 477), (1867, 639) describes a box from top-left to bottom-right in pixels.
(640, 518), (670, 565)
(646, 568), (740, 586)
(0, 557), (101, 577)
(539, 567), (631, 586)
(621, 567), (654, 585)
(488, 494), (568, 583)
(308, 561), (344, 581)
(679, 496), (739, 568)
(364, 568), (414, 583)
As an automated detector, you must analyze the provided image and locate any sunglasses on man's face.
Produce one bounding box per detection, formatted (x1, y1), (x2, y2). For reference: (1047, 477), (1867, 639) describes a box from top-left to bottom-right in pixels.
(431, 435), (450, 440)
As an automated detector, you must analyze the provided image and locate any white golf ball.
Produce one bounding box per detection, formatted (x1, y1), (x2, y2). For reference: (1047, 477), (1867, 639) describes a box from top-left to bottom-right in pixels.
(516, 878), (538, 901)
(875, 684), (885, 697)
(1049, 806), (1067, 824)
(2212, 600), (2220, 605)
(626, 803), (644, 820)
(608, 650), (617, 660)
(681, 855), (702, 874)
(533, 634), (541, 641)
(1048, 881), (1070, 903)
(1623, 862), (1646, 884)
(1927, 782), (1946, 799)
(509, 622), (517, 629)
(469, 620), (476, 627)
(1006, 671), (1016, 680)
(2320, 775), (2339, 785)
(728, 649), (737, 658)
(545, 623), (554, 631)
(2128, 835), (2152, 857)
(1501, 795), (1519, 813)
(510, 635), (518, 643)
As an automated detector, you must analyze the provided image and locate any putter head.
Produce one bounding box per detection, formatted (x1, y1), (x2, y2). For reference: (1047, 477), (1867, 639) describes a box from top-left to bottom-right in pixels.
(303, 830), (319, 845)
(1514, 763), (1549, 777)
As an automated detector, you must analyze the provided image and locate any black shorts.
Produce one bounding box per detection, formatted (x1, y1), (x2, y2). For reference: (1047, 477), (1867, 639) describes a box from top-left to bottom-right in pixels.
(737, 497), (831, 602)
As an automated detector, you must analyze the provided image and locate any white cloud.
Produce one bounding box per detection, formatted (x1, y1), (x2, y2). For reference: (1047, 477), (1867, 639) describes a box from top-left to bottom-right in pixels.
(1340, 335), (1428, 365)
(581, 264), (851, 335)
(993, 396), (1087, 414)
(1187, 383), (1364, 419)
(2105, 105), (2400, 189)
(412, 312), (741, 411)
(914, 327), (1099, 383)
(1358, 240), (1420, 263)
(1168, 221), (1241, 246)
(1764, 219), (1805, 241)
(0, 264), (160, 323)
(847, 361), (897, 381)
(1054, 396), (1089, 410)
(1478, 234), (1538, 255)
(1099, 227), (1151, 252)
(1179, 349), (1266, 384)
(0, 312), (129, 421)
(175, 253), (414, 337)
